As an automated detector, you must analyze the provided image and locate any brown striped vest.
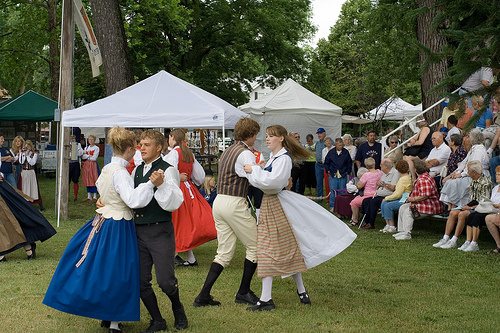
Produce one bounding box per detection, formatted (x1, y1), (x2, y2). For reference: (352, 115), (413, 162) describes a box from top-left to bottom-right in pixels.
(218, 141), (250, 197)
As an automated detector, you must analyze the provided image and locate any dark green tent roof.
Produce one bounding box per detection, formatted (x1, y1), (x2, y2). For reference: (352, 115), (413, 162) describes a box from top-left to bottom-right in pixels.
(0, 90), (57, 121)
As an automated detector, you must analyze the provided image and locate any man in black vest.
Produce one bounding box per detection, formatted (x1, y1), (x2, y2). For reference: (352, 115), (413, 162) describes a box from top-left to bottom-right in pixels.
(194, 118), (261, 307)
(133, 130), (185, 333)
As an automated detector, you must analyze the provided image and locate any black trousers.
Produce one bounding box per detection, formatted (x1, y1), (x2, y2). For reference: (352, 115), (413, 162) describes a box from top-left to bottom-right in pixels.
(69, 161), (80, 183)
(135, 222), (178, 298)
(360, 196), (384, 227)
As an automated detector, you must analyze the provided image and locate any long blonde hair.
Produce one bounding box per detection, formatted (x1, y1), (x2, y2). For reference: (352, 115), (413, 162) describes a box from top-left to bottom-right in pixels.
(266, 125), (312, 161)
(170, 128), (193, 163)
(202, 174), (215, 195)
(11, 136), (25, 154)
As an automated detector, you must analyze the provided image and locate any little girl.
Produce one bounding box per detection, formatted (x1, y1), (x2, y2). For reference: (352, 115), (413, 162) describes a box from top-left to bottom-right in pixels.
(199, 173), (217, 207)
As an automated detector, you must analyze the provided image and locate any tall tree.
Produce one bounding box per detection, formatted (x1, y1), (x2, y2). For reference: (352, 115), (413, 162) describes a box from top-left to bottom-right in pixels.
(434, 0), (499, 127)
(415, 0), (448, 125)
(120, 0), (315, 105)
(309, 0), (420, 116)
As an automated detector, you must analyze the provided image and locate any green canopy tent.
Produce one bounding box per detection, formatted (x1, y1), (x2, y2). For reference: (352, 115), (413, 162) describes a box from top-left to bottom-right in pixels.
(0, 90), (57, 121)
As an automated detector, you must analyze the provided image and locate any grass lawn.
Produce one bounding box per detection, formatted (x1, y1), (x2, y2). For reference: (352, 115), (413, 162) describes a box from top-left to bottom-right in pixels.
(2, 173), (500, 332)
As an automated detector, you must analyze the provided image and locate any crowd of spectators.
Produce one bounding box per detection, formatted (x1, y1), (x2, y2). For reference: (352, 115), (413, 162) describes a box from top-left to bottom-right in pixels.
(288, 81), (500, 253)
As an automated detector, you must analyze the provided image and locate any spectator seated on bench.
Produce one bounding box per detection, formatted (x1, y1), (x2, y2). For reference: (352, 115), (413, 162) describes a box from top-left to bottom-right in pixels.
(440, 129), (490, 210)
(432, 160), (493, 249)
(393, 158), (442, 240)
(380, 160), (413, 233)
(359, 158), (399, 230)
(332, 167), (367, 219)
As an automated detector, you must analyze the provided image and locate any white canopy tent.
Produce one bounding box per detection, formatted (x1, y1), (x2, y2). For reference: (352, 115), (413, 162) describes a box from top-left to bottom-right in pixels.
(58, 70), (247, 225)
(341, 115), (373, 124)
(239, 79), (342, 153)
(403, 103), (423, 132)
(62, 70), (247, 129)
(368, 96), (416, 121)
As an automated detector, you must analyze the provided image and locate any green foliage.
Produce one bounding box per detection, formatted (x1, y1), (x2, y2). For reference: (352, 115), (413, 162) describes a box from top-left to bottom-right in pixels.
(0, 1), (56, 96)
(120, 0), (316, 105)
(307, 0), (421, 118)
(432, 0), (500, 130)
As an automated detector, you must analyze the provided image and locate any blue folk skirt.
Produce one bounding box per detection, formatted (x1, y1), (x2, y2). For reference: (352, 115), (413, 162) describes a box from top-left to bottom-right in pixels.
(43, 217), (140, 321)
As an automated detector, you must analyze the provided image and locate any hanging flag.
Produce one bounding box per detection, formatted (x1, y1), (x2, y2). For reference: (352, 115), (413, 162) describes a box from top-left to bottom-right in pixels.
(73, 0), (102, 77)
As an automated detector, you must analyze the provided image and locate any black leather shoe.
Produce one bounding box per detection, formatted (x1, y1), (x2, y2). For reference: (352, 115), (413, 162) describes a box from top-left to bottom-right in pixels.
(174, 255), (186, 266)
(181, 260), (198, 267)
(235, 290), (259, 305)
(27, 243), (36, 260)
(173, 305), (188, 330)
(0, 257), (6, 262)
(101, 321), (123, 329)
(298, 290), (311, 305)
(109, 329), (122, 333)
(193, 295), (221, 307)
(247, 299), (275, 311)
(140, 319), (167, 333)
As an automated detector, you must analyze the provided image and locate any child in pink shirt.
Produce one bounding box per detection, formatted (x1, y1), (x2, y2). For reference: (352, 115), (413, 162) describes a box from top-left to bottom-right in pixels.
(349, 157), (382, 226)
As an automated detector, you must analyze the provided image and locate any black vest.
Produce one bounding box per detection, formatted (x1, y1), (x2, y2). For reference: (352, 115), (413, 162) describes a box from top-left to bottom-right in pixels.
(134, 158), (172, 225)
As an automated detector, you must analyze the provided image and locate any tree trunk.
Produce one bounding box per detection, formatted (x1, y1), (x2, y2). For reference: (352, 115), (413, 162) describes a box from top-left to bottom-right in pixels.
(90, 0), (134, 95)
(47, 0), (59, 101)
(416, 0), (448, 128)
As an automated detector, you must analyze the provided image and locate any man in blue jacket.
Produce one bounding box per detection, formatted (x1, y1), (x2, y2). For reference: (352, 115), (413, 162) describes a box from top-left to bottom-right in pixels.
(325, 138), (352, 211)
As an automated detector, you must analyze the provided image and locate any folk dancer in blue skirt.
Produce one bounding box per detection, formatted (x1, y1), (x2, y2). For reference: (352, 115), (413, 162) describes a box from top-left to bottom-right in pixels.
(43, 127), (165, 332)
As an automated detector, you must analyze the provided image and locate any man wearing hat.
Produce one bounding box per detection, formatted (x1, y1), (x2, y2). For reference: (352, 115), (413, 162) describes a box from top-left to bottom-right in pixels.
(315, 128), (327, 199)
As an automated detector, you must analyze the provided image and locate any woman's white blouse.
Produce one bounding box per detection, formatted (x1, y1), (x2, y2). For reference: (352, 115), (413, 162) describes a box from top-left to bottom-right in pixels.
(247, 147), (291, 195)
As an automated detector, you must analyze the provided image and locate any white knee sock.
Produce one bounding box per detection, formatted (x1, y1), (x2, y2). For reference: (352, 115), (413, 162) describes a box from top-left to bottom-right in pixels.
(186, 250), (196, 263)
(293, 272), (306, 294)
(110, 321), (120, 330)
(255, 209), (260, 220)
(260, 276), (273, 302)
(87, 192), (92, 199)
(93, 193), (98, 199)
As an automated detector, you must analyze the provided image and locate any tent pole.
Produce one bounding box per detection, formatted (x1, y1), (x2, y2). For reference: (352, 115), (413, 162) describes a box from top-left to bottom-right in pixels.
(56, 124), (65, 228)
(222, 114), (226, 152)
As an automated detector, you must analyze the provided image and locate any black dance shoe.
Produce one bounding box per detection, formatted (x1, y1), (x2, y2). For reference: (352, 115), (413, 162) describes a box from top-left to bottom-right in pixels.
(297, 290), (311, 305)
(246, 299), (275, 311)
(174, 255), (186, 266)
(26, 243), (36, 260)
(0, 257), (6, 262)
(193, 295), (221, 307)
(173, 305), (188, 330)
(235, 290), (259, 305)
(140, 319), (167, 333)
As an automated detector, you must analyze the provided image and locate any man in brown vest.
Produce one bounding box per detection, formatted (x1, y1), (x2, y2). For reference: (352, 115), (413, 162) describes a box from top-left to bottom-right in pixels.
(194, 118), (261, 307)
